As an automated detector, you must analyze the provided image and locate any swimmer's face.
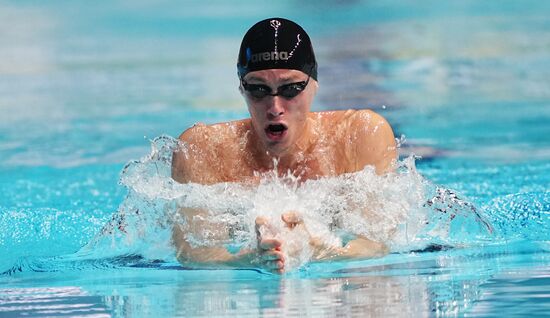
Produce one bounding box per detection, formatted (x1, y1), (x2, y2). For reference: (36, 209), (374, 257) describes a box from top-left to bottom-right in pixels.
(240, 69), (318, 156)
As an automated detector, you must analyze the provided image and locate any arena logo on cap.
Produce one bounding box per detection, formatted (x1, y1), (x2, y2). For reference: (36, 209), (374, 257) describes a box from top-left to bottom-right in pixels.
(249, 51), (290, 63)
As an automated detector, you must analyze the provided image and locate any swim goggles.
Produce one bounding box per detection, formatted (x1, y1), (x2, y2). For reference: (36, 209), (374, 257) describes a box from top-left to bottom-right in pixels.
(241, 73), (311, 99)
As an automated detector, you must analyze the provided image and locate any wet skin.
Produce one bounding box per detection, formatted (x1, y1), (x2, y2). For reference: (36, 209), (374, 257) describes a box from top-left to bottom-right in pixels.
(172, 69), (397, 273)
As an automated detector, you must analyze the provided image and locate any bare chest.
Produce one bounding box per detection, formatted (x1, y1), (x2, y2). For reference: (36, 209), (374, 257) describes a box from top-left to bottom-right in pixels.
(214, 142), (350, 183)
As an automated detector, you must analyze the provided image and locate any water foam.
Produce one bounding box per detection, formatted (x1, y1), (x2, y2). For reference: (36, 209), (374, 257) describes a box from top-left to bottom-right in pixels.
(81, 136), (495, 271)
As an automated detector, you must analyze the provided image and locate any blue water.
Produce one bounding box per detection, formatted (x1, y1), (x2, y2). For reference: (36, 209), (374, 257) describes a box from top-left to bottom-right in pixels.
(1, 0), (550, 317)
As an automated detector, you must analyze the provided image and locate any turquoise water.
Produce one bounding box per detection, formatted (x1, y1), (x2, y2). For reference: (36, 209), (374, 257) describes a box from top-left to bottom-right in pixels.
(1, 1), (550, 317)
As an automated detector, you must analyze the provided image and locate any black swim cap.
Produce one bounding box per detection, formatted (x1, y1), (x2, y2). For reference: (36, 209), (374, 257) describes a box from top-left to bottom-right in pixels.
(237, 18), (318, 80)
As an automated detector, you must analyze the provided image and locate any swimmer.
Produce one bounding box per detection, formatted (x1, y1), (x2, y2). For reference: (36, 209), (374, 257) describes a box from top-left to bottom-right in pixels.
(171, 18), (397, 273)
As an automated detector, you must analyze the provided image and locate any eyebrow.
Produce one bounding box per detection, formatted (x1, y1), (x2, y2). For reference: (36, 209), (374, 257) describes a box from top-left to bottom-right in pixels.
(244, 76), (267, 83)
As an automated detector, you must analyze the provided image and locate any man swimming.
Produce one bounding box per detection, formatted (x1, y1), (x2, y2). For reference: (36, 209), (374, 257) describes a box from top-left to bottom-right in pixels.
(171, 18), (397, 273)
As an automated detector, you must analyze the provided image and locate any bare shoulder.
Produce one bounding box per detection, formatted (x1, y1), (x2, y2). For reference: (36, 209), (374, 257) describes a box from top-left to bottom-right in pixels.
(315, 109), (397, 174)
(172, 119), (250, 184)
(314, 109), (392, 137)
(349, 109), (393, 136)
(350, 109), (397, 174)
(177, 122), (210, 147)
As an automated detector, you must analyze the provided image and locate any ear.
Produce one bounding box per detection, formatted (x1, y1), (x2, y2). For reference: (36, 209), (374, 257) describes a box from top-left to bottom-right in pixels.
(311, 79), (319, 95)
(238, 81), (245, 95)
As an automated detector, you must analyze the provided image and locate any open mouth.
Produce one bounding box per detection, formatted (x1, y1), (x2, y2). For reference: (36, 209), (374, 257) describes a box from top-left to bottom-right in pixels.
(265, 123), (288, 140)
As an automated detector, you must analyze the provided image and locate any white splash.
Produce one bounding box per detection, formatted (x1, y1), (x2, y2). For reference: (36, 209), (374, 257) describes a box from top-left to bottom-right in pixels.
(85, 136), (494, 270)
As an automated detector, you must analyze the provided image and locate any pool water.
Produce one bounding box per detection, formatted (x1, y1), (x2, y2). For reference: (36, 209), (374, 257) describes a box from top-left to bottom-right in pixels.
(1, 0), (549, 317)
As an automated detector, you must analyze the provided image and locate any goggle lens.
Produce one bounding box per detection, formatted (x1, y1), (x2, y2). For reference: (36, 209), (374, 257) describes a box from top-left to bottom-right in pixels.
(242, 75), (310, 99)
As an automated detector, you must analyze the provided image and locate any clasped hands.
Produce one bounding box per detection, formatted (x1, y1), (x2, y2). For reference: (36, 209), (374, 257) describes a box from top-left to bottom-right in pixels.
(253, 211), (341, 274)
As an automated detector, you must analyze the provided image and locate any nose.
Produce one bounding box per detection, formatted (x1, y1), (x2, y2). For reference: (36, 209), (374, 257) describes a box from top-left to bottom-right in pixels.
(266, 96), (285, 118)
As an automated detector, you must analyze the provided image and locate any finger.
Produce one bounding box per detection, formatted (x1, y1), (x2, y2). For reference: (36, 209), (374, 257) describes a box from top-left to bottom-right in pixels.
(309, 237), (323, 248)
(264, 260), (284, 271)
(281, 211), (302, 224)
(255, 216), (268, 235)
(255, 216), (268, 227)
(255, 216), (278, 238)
(259, 238), (282, 250)
(281, 211), (303, 229)
(260, 250), (285, 262)
(283, 211), (313, 237)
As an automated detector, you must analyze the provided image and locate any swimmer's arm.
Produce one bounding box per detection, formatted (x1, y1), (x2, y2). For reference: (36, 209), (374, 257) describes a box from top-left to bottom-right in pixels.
(315, 111), (395, 262)
(171, 128), (251, 267)
(282, 212), (388, 262)
(172, 126), (218, 185)
(348, 111), (398, 250)
(310, 236), (389, 262)
(171, 128), (283, 271)
(172, 221), (256, 267)
(172, 209), (285, 271)
(353, 110), (397, 174)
